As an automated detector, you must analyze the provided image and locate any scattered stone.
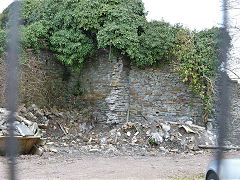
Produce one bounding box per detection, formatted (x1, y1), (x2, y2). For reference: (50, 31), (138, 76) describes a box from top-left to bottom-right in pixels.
(1, 104), (217, 156)
(159, 146), (166, 151)
(170, 136), (175, 141)
(146, 130), (151, 135)
(180, 125), (196, 134)
(188, 145), (194, 150)
(190, 136), (195, 142)
(49, 148), (58, 153)
(134, 132), (139, 136)
(30, 123), (38, 134)
(185, 121), (193, 126)
(170, 149), (178, 153)
(46, 142), (54, 145)
(89, 149), (99, 153)
(164, 132), (170, 139)
(207, 119), (213, 131)
(161, 124), (171, 132)
(100, 137), (106, 144)
(151, 132), (163, 145)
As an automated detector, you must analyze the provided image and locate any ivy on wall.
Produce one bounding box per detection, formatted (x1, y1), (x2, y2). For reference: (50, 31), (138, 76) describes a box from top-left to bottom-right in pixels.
(172, 27), (220, 122)
(0, 0), (222, 122)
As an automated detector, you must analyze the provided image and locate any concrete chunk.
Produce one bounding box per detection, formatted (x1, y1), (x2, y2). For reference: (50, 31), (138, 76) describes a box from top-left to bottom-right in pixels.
(15, 123), (34, 136)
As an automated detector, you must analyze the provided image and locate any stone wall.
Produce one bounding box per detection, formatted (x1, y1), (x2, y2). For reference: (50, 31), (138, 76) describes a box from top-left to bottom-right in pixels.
(79, 50), (203, 125)
(79, 50), (130, 124)
(128, 66), (202, 124)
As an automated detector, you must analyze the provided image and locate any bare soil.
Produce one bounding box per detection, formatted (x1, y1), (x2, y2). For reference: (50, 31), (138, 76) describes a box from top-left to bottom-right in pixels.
(0, 152), (216, 180)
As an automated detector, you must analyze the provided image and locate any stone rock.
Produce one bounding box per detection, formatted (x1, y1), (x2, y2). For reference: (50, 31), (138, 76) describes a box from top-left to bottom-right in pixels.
(100, 137), (106, 144)
(127, 132), (131, 137)
(146, 130), (151, 135)
(159, 146), (166, 151)
(164, 132), (170, 139)
(46, 142), (54, 145)
(110, 129), (117, 136)
(89, 149), (99, 153)
(151, 132), (163, 145)
(35, 110), (44, 117)
(79, 122), (88, 133)
(17, 116), (33, 126)
(206, 120), (213, 131)
(185, 121), (193, 126)
(49, 148), (58, 153)
(30, 122), (38, 134)
(132, 136), (138, 143)
(134, 132), (139, 136)
(180, 125), (195, 134)
(26, 112), (35, 120)
(117, 132), (121, 137)
(161, 124), (171, 132)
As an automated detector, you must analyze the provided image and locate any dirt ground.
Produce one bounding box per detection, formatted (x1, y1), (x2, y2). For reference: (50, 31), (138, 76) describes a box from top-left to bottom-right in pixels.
(0, 152), (216, 180)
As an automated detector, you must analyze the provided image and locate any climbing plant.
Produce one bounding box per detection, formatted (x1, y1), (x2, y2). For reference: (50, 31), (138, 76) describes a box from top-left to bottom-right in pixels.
(172, 27), (220, 122)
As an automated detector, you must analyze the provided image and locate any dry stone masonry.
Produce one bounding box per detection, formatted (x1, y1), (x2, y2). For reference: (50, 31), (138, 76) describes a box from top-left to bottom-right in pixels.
(80, 50), (203, 125)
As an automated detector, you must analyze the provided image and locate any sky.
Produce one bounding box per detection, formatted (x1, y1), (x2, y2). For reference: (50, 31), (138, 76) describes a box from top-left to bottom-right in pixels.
(1, 0), (222, 30)
(142, 0), (222, 30)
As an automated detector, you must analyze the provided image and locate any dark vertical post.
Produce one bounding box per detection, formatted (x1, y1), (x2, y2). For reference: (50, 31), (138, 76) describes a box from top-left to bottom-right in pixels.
(216, 0), (231, 174)
(6, 0), (20, 180)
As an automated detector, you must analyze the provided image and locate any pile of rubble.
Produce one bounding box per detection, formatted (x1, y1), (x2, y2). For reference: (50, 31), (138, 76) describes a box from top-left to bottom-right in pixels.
(0, 104), (218, 156)
(60, 120), (217, 155)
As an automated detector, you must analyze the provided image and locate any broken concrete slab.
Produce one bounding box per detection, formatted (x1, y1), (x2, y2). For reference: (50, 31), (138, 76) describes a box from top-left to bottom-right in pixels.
(15, 123), (34, 136)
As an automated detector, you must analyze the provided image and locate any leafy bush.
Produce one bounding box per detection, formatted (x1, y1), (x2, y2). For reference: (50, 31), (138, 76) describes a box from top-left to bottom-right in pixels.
(133, 21), (176, 66)
(49, 29), (95, 70)
(20, 20), (50, 53)
(0, 30), (6, 57)
(97, 0), (147, 62)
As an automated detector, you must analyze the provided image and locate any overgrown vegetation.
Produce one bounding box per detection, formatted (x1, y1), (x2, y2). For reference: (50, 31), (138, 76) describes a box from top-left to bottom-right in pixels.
(0, 0), (222, 122)
(0, 30), (6, 57)
(172, 27), (220, 122)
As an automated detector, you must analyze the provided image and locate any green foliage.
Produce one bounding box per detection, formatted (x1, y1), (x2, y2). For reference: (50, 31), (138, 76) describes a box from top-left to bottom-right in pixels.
(0, 30), (6, 57)
(134, 21), (176, 66)
(20, 20), (50, 53)
(21, 0), (42, 22)
(97, 1), (146, 61)
(49, 29), (95, 70)
(20, 0), (98, 70)
(172, 27), (220, 122)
